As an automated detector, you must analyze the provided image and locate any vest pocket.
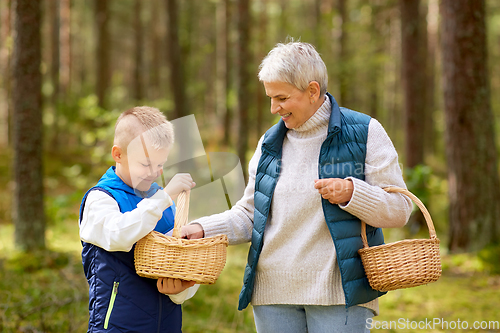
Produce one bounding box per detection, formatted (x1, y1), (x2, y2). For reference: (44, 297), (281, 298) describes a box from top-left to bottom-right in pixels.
(104, 281), (119, 329)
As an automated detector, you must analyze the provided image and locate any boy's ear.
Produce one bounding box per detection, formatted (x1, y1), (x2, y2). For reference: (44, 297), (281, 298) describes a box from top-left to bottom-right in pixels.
(112, 145), (123, 163)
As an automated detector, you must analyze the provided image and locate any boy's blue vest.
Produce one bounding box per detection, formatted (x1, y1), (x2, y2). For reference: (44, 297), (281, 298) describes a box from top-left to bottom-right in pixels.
(238, 93), (386, 311)
(79, 167), (181, 333)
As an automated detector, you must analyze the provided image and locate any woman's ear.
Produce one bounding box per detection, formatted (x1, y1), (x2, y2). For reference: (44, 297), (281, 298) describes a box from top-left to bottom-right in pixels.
(308, 81), (321, 102)
(112, 145), (123, 163)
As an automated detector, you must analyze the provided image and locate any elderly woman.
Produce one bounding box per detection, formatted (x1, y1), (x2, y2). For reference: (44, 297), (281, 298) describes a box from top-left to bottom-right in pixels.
(183, 41), (412, 333)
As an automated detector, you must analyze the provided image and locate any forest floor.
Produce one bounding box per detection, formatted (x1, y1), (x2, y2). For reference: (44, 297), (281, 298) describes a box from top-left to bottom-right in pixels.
(1, 218), (499, 333)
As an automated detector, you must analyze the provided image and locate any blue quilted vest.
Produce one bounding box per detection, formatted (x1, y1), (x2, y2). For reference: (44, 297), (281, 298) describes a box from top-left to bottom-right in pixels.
(79, 167), (181, 333)
(238, 93), (386, 311)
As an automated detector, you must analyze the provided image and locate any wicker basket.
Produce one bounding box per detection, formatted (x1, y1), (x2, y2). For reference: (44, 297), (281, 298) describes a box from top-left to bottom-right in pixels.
(358, 187), (441, 292)
(134, 191), (228, 284)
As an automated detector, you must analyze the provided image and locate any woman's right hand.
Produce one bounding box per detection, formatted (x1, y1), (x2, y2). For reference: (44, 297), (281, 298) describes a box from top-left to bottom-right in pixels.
(164, 173), (196, 200)
(181, 223), (204, 239)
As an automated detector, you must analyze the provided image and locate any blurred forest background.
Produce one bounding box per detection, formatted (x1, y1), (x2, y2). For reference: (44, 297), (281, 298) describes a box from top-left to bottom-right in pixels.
(1, 0), (500, 332)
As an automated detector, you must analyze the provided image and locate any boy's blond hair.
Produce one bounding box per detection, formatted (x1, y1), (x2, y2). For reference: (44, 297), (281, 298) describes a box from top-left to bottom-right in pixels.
(114, 106), (174, 151)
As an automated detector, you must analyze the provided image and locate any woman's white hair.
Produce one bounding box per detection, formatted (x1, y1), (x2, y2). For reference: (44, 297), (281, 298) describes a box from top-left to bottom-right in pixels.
(258, 40), (328, 96)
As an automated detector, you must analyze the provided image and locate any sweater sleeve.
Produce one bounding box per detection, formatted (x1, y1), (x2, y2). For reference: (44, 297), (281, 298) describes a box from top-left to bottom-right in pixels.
(339, 118), (412, 228)
(190, 137), (263, 245)
(79, 189), (173, 251)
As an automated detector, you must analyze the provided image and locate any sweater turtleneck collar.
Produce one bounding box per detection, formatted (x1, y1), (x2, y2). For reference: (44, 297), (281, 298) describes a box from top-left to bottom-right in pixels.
(291, 96), (331, 136)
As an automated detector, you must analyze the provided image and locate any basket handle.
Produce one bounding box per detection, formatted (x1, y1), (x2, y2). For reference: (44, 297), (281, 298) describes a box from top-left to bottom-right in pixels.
(172, 191), (190, 238)
(360, 187), (437, 249)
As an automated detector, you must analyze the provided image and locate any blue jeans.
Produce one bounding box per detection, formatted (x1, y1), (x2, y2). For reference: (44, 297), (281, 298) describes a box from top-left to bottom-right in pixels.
(253, 305), (373, 333)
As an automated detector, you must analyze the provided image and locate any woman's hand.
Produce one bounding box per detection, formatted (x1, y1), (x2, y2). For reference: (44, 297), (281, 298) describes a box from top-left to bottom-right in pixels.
(314, 178), (353, 205)
(181, 223), (204, 239)
(157, 278), (196, 295)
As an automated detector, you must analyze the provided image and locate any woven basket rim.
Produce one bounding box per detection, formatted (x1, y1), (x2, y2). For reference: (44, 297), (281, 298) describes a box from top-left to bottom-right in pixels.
(358, 237), (440, 254)
(142, 230), (228, 248)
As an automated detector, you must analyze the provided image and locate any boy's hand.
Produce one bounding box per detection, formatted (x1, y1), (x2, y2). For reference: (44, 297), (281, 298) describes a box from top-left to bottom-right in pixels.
(157, 278), (195, 295)
(164, 173), (196, 200)
(181, 223), (204, 239)
(314, 178), (353, 205)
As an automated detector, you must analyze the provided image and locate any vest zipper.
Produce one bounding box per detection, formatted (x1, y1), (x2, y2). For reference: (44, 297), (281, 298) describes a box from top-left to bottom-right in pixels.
(157, 294), (162, 333)
(104, 281), (119, 329)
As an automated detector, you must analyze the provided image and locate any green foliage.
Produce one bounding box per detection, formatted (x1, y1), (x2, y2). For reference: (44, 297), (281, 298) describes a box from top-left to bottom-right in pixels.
(45, 191), (83, 226)
(403, 164), (449, 239)
(405, 165), (434, 205)
(478, 243), (500, 275)
(0, 248), (89, 333)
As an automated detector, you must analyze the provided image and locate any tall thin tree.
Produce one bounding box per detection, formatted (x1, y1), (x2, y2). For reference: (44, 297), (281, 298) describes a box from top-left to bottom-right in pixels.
(400, 0), (426, 168)
(425, 0), (439, 155)
(95, 0), (110, 109)
(400, 0), (428, 231)
(337, 0), (348, 106)
(223, 0), (234, 147)
(59, 0), (70, 98)
(49, 0), (60, 149)
(166, 0), (187, 119)
(133, 0), (143, 101)
(0, 0), (12, 147)
(441, 0), (500, 251)
(149, 0), (161, 99)
(236, 0), (251, 182)
(12, 0), (45, 251)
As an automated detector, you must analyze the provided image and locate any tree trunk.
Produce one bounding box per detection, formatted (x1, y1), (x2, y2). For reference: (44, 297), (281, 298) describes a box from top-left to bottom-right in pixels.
(236, 0), (251, 182)
(95, 0), (110, 109)
(0, 0), (12, 148)
(50, 0), (60, 106)
(149, 0), (161, 99)
(59, 0), (70, 98)
(314, 0), (322, 50)
(215, 0), (226, 139)
(400, 0), (428, 231)
(223, 0), (233, 147)
(425, 0), (439, 155)
(400, 0), (426, 169)
(165, 0), (187, 119)
(337, 0), (348, 106)
(367, 0), (383, 119)
(12, 0), (45, 251)
(133, 0), (143, 101)
(255, 0), (267, 138)
(49, 0), (60, 150)
(441, 0), (500, 251)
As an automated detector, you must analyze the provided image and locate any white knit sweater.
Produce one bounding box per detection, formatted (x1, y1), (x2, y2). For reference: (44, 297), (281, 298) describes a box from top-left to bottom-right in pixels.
(193, 98), (412, 315)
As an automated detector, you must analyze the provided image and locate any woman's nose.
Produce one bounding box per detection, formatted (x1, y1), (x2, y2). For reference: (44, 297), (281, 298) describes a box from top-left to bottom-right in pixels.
(271, 100), (281, 114)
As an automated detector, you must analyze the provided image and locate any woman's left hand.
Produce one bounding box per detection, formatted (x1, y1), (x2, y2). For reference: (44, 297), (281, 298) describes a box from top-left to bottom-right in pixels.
(314, 178), (354, 205)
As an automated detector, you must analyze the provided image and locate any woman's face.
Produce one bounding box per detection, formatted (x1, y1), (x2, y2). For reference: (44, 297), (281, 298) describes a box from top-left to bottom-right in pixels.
(263, 81), (317, 129)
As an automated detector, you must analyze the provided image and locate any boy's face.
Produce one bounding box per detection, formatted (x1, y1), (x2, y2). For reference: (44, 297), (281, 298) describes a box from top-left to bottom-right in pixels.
(113, 137), (169, 192)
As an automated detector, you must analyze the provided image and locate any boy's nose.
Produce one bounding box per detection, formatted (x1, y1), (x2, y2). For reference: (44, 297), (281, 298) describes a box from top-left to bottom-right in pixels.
(147, 166), (162, 178)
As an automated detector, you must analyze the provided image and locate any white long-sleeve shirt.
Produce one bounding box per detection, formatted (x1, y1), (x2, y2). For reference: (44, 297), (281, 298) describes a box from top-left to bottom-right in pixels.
(80, 188), (199, 304)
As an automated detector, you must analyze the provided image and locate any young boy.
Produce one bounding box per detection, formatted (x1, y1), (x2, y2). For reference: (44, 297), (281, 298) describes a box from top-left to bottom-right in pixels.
(79, 106), (197, 332)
